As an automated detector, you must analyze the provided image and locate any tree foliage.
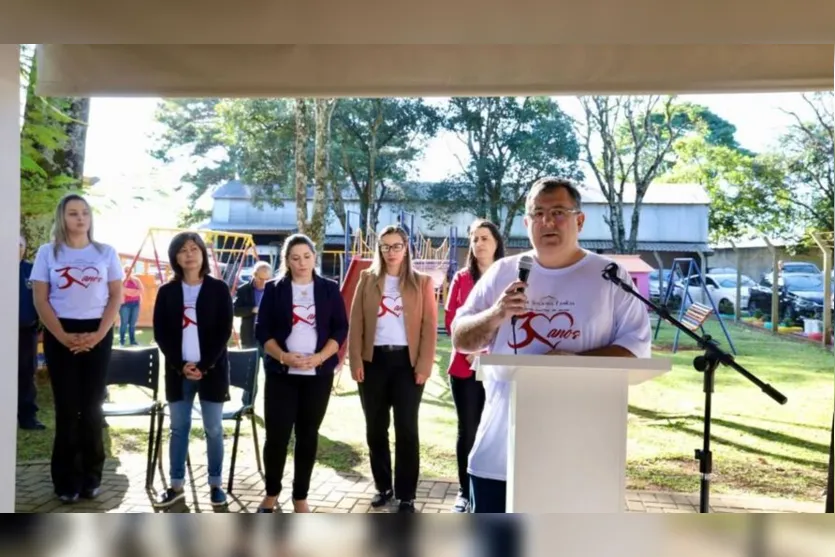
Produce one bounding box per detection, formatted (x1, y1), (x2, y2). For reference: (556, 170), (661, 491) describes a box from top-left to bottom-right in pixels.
(20, 47), (92, 253)
(424, 97), (581, 240)
(577, 95), (691, 253)
(331, 98), (441, 232)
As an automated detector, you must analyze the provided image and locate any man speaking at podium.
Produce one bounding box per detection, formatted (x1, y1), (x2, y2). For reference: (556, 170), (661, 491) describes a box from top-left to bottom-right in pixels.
(451, 177), (651, 513)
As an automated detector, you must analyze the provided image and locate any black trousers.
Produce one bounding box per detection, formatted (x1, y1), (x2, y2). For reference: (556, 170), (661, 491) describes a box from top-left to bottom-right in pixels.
(262, 372), (334, 499)
(470, 475), (507, 513)
(18, 324), (39, 424)
(358, 347), (424, 502)
(449, 373), (485, 499)
(43, 319), (113, 495)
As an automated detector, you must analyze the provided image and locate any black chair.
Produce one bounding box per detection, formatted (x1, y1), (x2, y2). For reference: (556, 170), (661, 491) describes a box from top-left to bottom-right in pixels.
(224, 348), (262, 494)
(152, 348), (262, 495)
(103, 346), (163, 488)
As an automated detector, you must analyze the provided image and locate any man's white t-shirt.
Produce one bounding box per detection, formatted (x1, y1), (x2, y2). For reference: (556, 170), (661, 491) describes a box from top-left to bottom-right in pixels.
(182, 282), (202, 363)
(451, 250), (652, 482)
(29, 242), (124, 320)
(286, 282), (318, 376)
(374, 275), (408, 346)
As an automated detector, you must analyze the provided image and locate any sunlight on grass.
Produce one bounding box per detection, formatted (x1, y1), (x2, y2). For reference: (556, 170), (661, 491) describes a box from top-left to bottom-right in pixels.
(20, 319), (834, 501)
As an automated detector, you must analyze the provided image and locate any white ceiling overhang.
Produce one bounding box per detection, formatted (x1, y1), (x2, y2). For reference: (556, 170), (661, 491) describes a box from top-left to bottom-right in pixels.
(10, 0), (835, 96)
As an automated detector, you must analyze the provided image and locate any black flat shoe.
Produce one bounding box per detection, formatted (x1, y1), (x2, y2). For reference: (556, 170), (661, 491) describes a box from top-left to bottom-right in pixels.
(371, 489), (393, 508)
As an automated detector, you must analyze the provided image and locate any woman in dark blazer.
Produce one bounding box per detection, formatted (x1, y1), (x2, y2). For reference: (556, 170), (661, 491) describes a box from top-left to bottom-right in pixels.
(254, 233), (348, 513)
(152, 231), (233, 510)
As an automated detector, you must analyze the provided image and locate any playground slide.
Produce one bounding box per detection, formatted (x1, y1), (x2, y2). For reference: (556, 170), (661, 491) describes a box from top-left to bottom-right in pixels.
(337, 257), (372, 368)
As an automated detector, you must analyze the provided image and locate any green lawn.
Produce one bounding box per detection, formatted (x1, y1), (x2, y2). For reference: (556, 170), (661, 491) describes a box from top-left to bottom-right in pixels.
(19, 316), (834, 502)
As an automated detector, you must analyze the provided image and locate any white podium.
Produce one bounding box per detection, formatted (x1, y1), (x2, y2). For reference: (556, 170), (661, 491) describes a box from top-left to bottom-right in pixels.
(474, 354), (671, 514)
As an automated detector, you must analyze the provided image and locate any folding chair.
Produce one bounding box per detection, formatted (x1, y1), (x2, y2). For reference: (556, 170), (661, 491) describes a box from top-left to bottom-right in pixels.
(224, 348), (262, 494)
(152, 348), (262, 495)
(103, 346), (163, 488)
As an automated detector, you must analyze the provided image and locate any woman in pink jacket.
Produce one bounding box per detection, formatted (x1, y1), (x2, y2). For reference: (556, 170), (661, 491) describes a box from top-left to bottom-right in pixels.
(445, 219), (505, 512)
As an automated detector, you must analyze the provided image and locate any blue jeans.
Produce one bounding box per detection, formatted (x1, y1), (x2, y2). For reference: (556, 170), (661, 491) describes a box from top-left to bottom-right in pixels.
(168, 378), (224, 489)
(118, 302), (139, 344)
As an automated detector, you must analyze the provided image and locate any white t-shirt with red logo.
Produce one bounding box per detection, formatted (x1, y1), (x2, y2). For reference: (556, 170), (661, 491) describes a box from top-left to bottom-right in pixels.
(182, 282), (202, 364)
(286, 282), (318, 376)
(30, 242), (124, 320)
(452, 250), (651, 482)
(374, 275), (408, 346)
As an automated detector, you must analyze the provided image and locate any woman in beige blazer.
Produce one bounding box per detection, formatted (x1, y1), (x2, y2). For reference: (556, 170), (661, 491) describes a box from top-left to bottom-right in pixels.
(349, 224), (438, 513)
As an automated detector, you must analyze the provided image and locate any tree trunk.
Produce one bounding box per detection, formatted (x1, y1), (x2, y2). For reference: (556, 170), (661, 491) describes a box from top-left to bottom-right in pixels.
(294, 99), (309, 233)
(309, 99), (333, 253)
(53, 98), (90, 183)
(329, 179), (347, 231)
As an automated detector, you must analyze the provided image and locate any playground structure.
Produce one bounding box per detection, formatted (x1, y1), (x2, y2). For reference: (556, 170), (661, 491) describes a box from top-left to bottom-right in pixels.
(342, 209), (457, 299)
(119, 228), (260, 339)
(655, 257), (737, 355)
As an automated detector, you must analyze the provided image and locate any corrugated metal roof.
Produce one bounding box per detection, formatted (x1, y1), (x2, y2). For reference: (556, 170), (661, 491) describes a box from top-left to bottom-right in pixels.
(201, 221), (294, 233)
(211, 179), (710, 205)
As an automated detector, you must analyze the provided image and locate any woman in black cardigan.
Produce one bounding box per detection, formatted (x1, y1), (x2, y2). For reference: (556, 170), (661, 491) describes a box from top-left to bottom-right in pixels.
(254, 233), (348, 513)
(152, 232), (233, 510)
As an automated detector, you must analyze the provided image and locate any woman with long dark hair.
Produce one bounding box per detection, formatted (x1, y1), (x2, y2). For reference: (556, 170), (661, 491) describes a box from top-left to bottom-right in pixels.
(349, 225), (438, 513)
(445, 219), (505, 512)
(152, 231), (233, 509)
(254, 233), (348, 513)
(30, 193), (124, 503)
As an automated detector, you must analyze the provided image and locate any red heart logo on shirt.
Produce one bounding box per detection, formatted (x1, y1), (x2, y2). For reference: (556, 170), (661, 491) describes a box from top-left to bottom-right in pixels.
(378, 295), (403, 318)
(182, 305), (198, 328)
(511, 311), (580, 351)
(292, 304), (316, 326)
(55, 266), (101, 289)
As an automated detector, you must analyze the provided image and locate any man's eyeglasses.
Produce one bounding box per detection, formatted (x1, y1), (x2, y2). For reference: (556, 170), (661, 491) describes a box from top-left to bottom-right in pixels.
(380, 243), (405, 253)
(528, 207), (580, 223)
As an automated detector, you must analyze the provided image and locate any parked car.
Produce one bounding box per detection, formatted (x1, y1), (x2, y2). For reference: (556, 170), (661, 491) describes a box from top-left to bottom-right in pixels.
(649, 269), (673, 300)
(675, 273), (754, 315)
(762, 261), (821, 281)
(747, 272), (829, 325)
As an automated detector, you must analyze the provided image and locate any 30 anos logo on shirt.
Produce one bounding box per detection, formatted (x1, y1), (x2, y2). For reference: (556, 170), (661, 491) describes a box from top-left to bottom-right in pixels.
(54, 266), (103, 289)
(508, 310), (582, 351)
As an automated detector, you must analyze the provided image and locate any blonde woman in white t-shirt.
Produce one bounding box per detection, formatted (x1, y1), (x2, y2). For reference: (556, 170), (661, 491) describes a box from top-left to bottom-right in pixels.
(348, 225), (438, 513)
(30, 193), (124, 505)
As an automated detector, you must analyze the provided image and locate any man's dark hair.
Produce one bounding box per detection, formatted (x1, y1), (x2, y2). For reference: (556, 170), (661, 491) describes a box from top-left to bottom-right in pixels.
(168, 231), (211, 280)
(526, 177), (583, 214)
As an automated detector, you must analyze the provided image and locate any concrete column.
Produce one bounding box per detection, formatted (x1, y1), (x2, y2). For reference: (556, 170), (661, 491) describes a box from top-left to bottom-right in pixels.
(0, 44), (20, 513)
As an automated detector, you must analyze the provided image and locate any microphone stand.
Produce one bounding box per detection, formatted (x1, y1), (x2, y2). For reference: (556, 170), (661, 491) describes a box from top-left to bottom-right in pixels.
(601, 263), (787, 513)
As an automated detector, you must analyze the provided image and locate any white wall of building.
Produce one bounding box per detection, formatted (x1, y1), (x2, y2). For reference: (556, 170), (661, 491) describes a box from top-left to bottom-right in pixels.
(1, 44), (20, 513)
(213, 198), (709, 244)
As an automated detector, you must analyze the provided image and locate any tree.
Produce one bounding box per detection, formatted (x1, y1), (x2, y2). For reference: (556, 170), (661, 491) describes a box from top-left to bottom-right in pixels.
(576, 96), (690, 253)
(775, 92), (834, 234)
(310, 99), (338, 251)
(428, 97), (582, 240)
(331, 98), (441, 232)
(663, 136), (794, 242)
(20, 47), (92, 252)
(294, 99), (310, 233)
(150, 99), (237, 226)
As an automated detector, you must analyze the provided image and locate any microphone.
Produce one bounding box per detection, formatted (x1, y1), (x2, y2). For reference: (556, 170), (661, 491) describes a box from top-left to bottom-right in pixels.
(517, 254), (534, 289)
(602, 262), (620, 283)
(511, 255), (534, 326)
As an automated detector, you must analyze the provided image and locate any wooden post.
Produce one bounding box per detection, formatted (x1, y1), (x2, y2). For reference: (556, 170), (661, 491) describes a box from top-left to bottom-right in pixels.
(763, 237), (779, 335)
(730, 240), (741, 322)
(810, 232), (832, 349)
